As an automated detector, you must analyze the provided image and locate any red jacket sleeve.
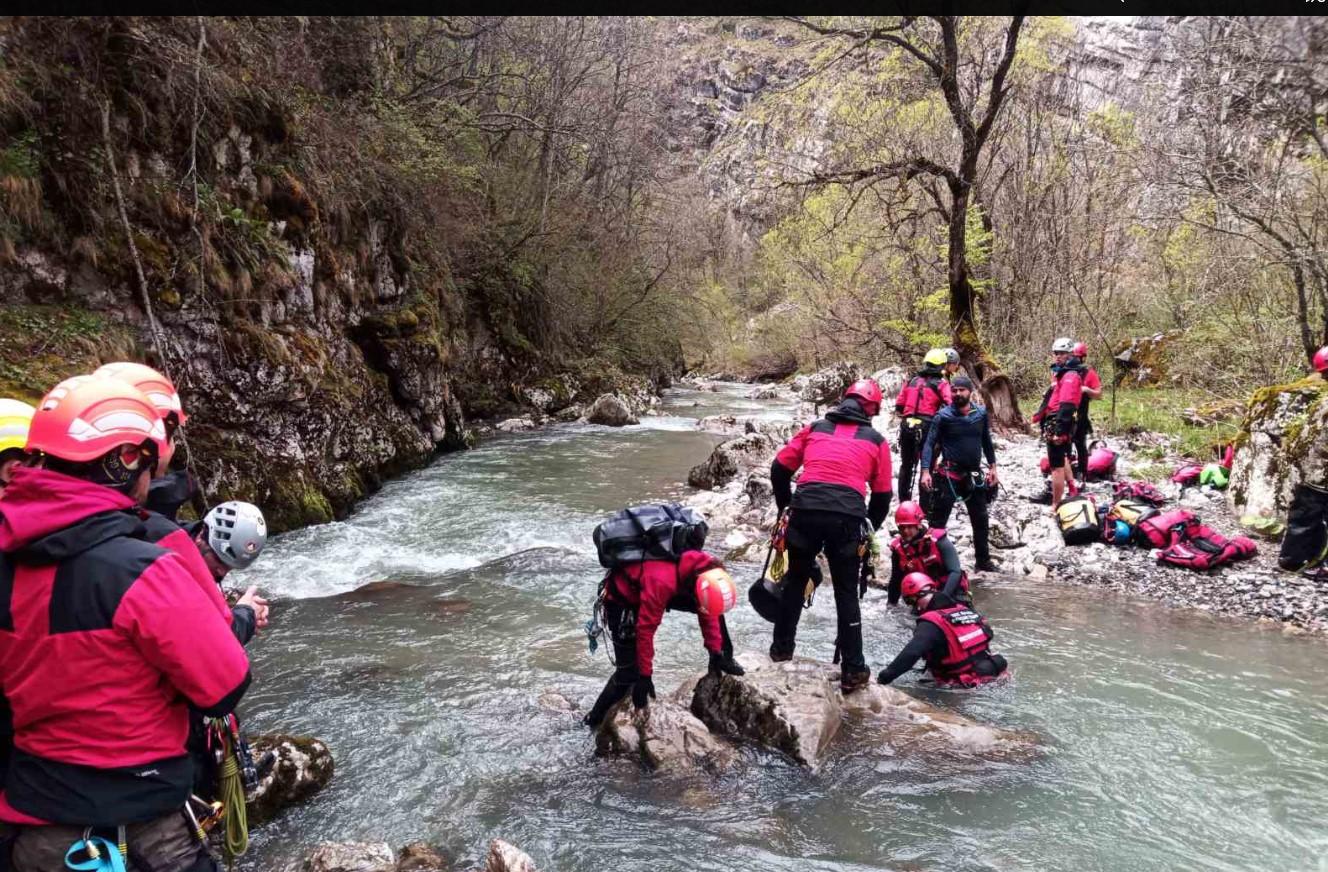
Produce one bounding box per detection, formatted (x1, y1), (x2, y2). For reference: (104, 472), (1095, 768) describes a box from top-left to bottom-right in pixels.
(774, 424), (813, 472)
(1085, 368), (1101, 391)
(115, 553), (251, 715)
(870, 435), (894, 493)
(679, 551), (723, 655)
(939, 380), (953, 405)
(634, 569), (675, 678)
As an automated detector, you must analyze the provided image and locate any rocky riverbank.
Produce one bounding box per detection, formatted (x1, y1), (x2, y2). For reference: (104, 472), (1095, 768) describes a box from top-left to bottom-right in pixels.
(681, 366), (1328, 637)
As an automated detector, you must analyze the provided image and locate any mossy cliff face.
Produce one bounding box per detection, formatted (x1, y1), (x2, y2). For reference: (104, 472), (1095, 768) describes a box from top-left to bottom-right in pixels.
(1228, 375), (1328, 519)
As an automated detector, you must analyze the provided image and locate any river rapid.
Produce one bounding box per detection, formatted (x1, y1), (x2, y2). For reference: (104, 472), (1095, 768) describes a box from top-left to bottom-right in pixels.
(233, 384), (1328, 872)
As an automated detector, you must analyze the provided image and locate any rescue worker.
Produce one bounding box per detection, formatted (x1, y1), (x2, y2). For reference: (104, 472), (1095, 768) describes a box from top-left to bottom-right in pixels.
(877, 574), (1008, 687)
(0, 376), (249, 872)
(893, 349), (952, 502)
(0, 400), (34, 496)
(942, 347), (961, 379)
(1071, 341), (1103, 482)
(95, 361), (200, 521)
(769, 378), (893, 693)
(886, 501), (970, 607)
(1031, 337), (1083, 511)
(583, 523), (743, 729)
(919, 376), (1000, 572)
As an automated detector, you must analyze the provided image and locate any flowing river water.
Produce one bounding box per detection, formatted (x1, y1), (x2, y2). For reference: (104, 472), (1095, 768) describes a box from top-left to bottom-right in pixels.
(233, 384), (1328, 872)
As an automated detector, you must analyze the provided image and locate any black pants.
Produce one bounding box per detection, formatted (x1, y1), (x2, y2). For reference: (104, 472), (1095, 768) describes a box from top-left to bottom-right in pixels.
(926, 470), (991, 564)
(1280, 483), (1328, 571)
(770, 510), (867, 674)
(585, 598), (733, 728)
(896, 417), (931, 503)
(1073, 417), (1093, 480)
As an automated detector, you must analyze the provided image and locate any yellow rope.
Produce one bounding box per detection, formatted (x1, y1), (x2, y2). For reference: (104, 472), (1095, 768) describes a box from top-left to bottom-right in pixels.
(218, 734), (249, 866)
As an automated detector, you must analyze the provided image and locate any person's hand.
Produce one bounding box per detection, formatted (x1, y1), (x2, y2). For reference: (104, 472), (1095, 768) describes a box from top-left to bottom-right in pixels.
(985, 467), (999, 486)
(632, 676), (656, 709)
(920, 471), (932, 491)
(237, 586), (270, 630)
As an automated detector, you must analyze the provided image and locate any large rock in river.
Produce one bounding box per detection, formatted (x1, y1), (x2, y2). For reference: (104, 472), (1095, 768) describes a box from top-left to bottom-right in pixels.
(585, 393), (639, 426)
(483, 839), (540, 872)
(304, 842), (396, 872)
(595, 696), (735, 774)
(247, 733), (335, 826)
(1229, 376), (1328, 520)
(687, 432), (780, 490)
(691, 656), (1036, 766)
(795, 362), (860, 406)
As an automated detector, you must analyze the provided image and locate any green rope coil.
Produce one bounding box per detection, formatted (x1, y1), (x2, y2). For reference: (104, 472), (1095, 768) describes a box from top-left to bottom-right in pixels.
(218, 739), (249, 865)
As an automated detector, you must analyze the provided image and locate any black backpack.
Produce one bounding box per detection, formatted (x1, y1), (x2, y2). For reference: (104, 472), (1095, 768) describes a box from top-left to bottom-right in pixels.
(592, 503), (708, 569)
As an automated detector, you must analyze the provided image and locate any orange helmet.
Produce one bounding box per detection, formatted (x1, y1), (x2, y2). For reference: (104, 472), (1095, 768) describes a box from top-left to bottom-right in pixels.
(94, 361), (188, 426)
(696, 568), (738, 617)
(26, 375), (169, 463)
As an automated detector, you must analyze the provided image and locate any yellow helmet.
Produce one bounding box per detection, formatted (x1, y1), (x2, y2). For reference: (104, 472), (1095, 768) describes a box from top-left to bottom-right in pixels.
(923, 348), (948, 367)
(0, 398), (36, 454)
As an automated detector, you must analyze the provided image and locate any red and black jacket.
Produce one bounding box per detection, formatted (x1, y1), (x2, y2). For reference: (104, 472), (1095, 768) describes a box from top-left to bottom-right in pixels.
(894, 370), (951, 419)
(603, 550), (722, 677)
(771, 400), (893, 526)
(0, 467), (251, 827)
(1033, 365), (1084, 437)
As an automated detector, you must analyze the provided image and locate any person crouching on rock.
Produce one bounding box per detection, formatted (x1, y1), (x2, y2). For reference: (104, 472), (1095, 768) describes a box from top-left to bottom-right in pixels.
(877, 574), (1008, 688)
(769, 378), (893, 694)
(886, 502), (971, 608)
(0, 376), (249, 872)
(583, 534), (744, 729)
(919, 376), (1000, 573)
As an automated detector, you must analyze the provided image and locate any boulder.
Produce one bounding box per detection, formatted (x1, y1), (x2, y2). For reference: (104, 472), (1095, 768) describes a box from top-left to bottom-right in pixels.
(396, 843), (449, 872)
(483, 839), (540, 872)
(494, 416), (538, 433)
(797, 362), (859, 406)
(246, 734), (336, 826)
(687, 432), (779, 490)
(697, 414), (743, 436)
(748, 384), (782, 400)
(691, 656), (1038, 766)
(595, 697), (736, 774)
(1113, 330), (1182, 386)
(304, 842), (395, 872)
(868, 366), (908, 403)
(1228, 376), (1328, 520)
(585, 394), (639, 427)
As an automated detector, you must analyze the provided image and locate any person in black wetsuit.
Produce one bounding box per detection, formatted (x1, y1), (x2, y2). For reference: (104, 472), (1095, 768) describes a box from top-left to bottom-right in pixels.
(919, 376), (999, 572)
(877, 574), (1007, 687)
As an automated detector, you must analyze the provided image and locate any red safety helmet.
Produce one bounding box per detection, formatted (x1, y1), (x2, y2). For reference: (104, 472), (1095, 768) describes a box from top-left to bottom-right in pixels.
(901, 572), (937, 603)
(895, 500), (927, 528)
(94, 361), (188, 426)
(696, 568), (738, 617)
(1072, 341), (1087, 358)
(26, 375), (169, 463)
(844, 378), (882, 416)
(1314, 346), (1328, 374)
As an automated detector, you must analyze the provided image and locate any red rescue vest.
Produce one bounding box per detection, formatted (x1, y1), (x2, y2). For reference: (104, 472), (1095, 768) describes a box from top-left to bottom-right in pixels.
(890, 529), (971, 597)
(918, 605), (995, 686)
(898, 375), (947, 418)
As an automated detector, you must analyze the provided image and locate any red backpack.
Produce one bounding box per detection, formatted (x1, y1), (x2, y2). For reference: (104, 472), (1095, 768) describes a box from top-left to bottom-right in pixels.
(1171, 464), (1203, 487)
(1137, 508), (1197, 549)
(1159, 524), (1259, 571)
(1112, 481), (1168, 506)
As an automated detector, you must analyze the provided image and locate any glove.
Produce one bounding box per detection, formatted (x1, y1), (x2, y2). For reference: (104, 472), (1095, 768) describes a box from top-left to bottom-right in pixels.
(709, 651), (746, 676)
(631, 676), (656, 709)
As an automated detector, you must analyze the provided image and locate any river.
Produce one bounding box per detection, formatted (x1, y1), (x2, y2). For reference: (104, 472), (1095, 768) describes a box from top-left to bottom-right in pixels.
(233, 384), (1328, 872)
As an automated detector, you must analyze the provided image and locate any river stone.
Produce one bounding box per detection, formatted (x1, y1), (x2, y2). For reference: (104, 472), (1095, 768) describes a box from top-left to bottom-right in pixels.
(483, 839), (540, 872)
(595, 697), (735, 773)
(585, 393), (639, 426)
(247, 734), (336, 826)
(495, 416), (538, 432)
(841, 684), (1039, 758)
(304, 842), (395, 872)
(691, 657), (842, 766)
(396, 843), (448, 872)
(687, 432), (780, 490)
(748, 384), (782, 400)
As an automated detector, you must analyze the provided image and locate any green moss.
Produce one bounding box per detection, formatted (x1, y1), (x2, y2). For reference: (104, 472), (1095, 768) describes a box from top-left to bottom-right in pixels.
(270, 478), (334, 529)
(0, 304), (131, 401)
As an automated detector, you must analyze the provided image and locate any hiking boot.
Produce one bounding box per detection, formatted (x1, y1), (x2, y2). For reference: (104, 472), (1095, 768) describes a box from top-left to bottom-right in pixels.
(768, 647), (793, 663)
(840, 669), (871, 694)
(975, 557), (1001, 573)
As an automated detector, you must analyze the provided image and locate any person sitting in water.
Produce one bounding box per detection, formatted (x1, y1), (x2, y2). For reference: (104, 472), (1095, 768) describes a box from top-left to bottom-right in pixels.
(583, 521), (744, 729)
(886, 501), (971, 607)
(877, 574), (1007, 688)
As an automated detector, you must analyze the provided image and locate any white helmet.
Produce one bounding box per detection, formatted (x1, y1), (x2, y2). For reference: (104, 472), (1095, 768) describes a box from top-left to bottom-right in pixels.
(1051, 337), (1076, 354)
(943, 347), (960, 365)
(204, 501), (268, 569)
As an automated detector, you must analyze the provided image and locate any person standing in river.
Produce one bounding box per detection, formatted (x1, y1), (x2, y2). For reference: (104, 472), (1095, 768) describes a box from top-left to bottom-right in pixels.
(919, 376), (1000, 573)
(1070, 341), (1102, 483)
(877, 573), (1007, 688)
(768, 378), (893, 694)
(583, 525), (744, 729)
(893, 349), (952, 503)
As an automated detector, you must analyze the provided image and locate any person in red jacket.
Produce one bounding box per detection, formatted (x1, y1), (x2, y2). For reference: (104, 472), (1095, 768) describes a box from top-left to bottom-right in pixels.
(893, 349), (952, 502)
(1031, 338), (1084, 511)
(769, 378), (892, 693)
(1070, 341), (1103, 482)
(583, 532), (744, 729)
(0, 376), (249, 872)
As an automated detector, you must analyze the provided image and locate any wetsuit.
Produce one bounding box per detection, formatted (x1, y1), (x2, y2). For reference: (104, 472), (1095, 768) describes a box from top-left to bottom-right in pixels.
(877, 595), (1007, 685)
(1073, 363), (1101, 480)
(893, 368), (951, 502)
(769, 398), (893, 679)
(920, 401), (996, 566)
